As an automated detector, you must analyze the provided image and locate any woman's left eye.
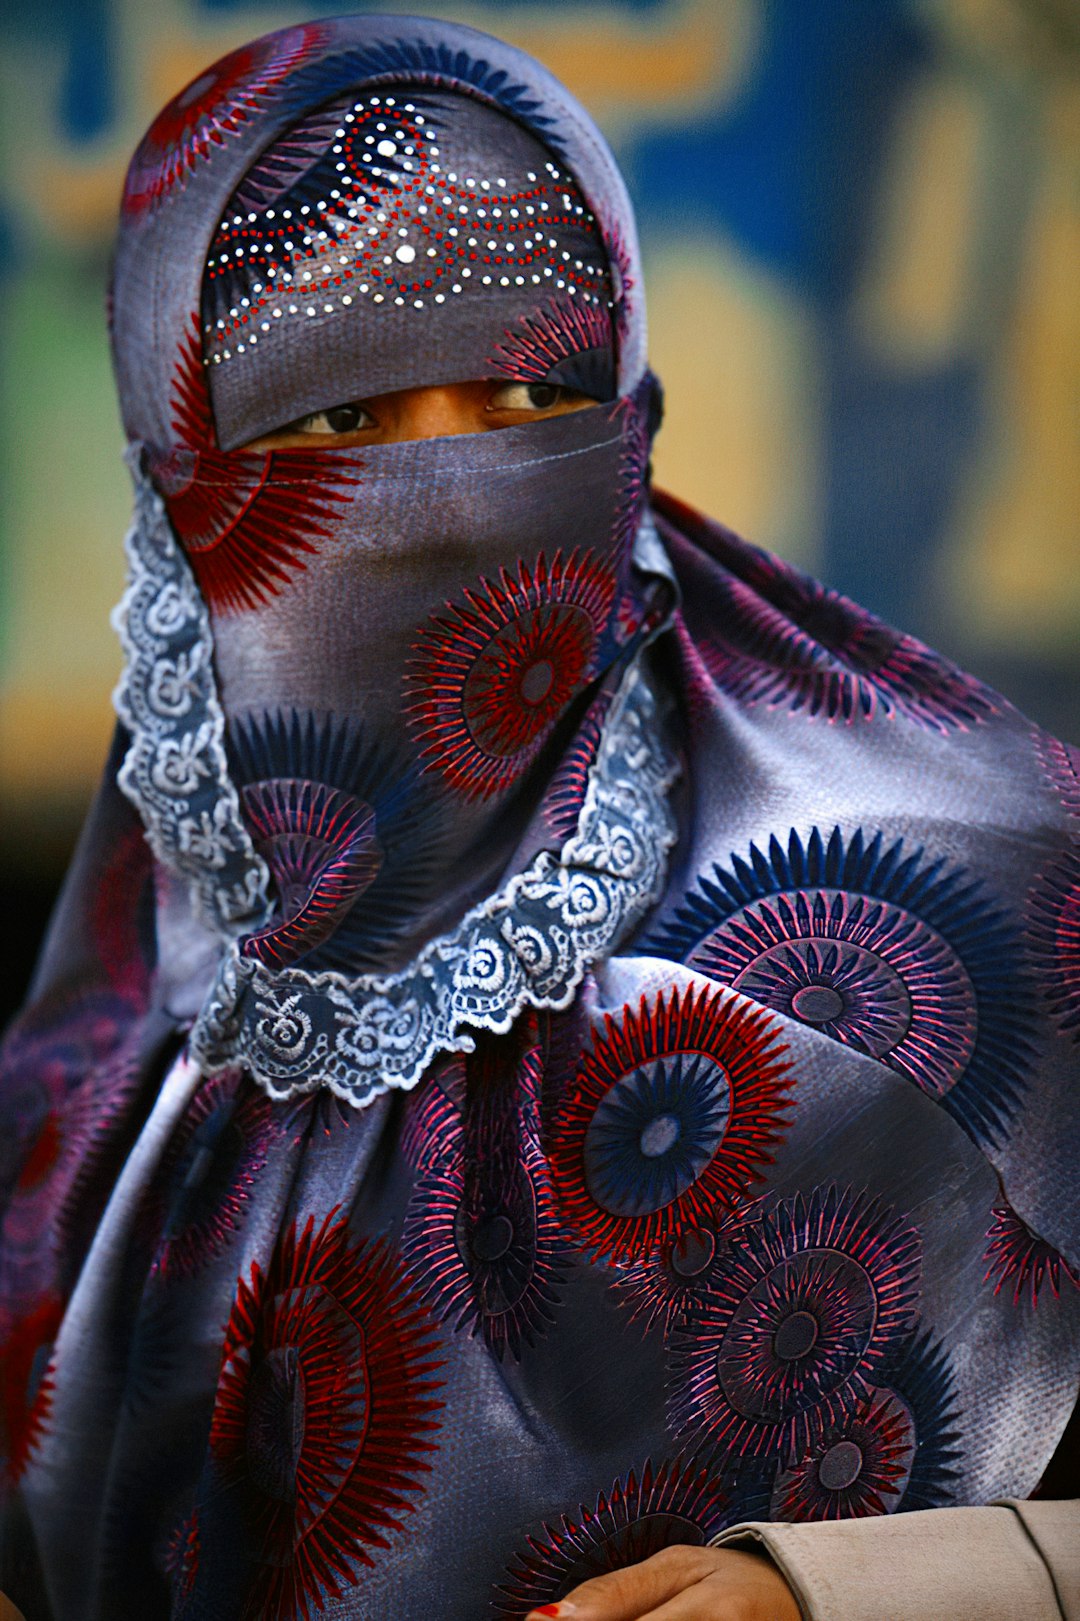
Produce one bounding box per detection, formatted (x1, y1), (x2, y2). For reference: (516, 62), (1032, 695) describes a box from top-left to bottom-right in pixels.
(488, 382), (574, 412)
(293, 402), (373, 434)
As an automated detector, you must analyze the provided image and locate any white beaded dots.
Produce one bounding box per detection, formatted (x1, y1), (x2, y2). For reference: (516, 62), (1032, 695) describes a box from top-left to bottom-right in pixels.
(203, 94), (610, 364)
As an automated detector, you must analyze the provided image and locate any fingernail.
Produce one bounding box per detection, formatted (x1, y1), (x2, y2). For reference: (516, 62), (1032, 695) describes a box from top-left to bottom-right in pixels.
(530, 1606), (570, 1618)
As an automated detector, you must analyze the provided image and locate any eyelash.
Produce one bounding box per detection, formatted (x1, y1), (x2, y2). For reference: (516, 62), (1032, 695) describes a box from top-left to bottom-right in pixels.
(292, 382), (579, 435)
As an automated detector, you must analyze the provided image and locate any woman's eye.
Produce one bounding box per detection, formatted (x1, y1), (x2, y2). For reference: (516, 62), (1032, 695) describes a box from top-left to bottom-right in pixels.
(293, 402), (373, 434)
(488, 382), (572, 412)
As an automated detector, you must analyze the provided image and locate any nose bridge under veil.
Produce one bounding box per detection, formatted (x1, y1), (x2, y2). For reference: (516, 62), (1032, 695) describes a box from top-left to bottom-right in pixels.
(106, 15), (679, 1109)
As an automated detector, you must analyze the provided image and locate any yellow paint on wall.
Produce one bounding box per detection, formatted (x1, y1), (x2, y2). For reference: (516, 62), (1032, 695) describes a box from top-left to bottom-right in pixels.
(5, 0), (754, 246)
(646, 233), (820, 569)
(0, 688), (115, 804)
(856, 70), (986, 366)
(0, 254), (128, 813)
(945, 82), (1080, 652)
(494, 0), (756, 122)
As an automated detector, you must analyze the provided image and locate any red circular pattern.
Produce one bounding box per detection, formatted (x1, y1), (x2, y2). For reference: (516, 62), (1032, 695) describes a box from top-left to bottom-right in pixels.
(209, 1210), (444, 1618)
(239, 779), (383, 967)
(89, 824), (155, 1000)
(0, 1294), (62, 1485)
(770, 1388), (915, 1520)
(124, 26), (327, 216)
(654, 489), (996, 732)
(1, 988), (142, 1280)
(492, 1456), (730, 1617)
(613, 1218), (736, 1335)
(406, 549), (618, 800)
(151, 323), (359, 615)
(1027, 850), (1080, 1044)
(549, 983), (791, 1263)
(983, 1202), (1079, 1307)
(667, 1185), (921, 1462)
(150, 1071), (276, 1280)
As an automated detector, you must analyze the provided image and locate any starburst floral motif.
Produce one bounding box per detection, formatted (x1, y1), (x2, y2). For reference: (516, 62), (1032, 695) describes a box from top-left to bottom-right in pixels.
(549, 984), (791, 1263)
(983, 1203), (1080, 1307)
(653, 490), (997, 731)
(148, 323), (359, 615)
(668, 1185), (921, 1463)
(209, 1210), (444, 1620)
(650, 827), (1036, 1150)
(0, 1294), (62, 1486)
(399, 1060), (463, 1174)
(239, 780), (381, 967)
(1027, 849), (1080, 1043)
(89, 822), (155, 1001)
(491, 1456), (730, 1617)
(403, 1131), (565, 1362)
(229, 709), (446, 971)
(406, 549), (619, 800)
(164, 1510), (200, 1612)
(275, 34), (565, 153)
(771, 1330), (962, 1519)
(149, 1070), (276, 1280)
(488, 298), (615, 400)
(1, 986), (144, 1280)
(534, 691), (611, 847)
(771, 1388), (913, 1520)
(123, 25), (329, 215)
(613, 1214), (747, 1337)
(1037, 732), (1080, 819)
(611, 391), (653, 562)
(403, 1032), (566, 1360)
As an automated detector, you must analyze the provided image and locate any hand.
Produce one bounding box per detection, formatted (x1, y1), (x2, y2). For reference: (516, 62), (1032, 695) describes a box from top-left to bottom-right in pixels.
(525, 1543), (802, 1621)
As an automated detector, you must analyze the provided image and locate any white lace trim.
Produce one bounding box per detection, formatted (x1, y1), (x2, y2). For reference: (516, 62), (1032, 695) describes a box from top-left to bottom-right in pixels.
(111, 451), (678, 1109)
(189, 660), (678, 1107)
(111, 454), (272, 937)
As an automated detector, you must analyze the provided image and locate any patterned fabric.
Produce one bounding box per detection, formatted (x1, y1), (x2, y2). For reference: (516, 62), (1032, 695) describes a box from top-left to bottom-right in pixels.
(202, 84), (616, 449)
(0, 15), (1077, 1621)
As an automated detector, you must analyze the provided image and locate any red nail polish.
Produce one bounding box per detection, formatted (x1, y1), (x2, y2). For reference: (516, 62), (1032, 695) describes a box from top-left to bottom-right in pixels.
(534, 1608), (561, 1618)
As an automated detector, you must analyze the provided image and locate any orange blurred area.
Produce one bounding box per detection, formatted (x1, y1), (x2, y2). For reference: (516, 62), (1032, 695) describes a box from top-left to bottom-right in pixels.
(1, 0), (1077, 925)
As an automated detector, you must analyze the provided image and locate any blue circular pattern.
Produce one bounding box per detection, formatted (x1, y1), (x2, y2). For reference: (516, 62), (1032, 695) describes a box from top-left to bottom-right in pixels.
(648, 826), (1036, 1149)
(583, 1052), (732, 1218)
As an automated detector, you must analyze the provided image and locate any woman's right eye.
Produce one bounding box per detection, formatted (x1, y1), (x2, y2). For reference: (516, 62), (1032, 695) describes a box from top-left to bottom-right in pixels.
(294, 402), (373, 434)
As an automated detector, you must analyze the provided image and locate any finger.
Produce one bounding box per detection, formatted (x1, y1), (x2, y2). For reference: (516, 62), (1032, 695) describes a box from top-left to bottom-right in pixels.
(530, 1544), (720, 1620)
(636, 1579), (731, 1621)
(641, 1561), (801, 1621)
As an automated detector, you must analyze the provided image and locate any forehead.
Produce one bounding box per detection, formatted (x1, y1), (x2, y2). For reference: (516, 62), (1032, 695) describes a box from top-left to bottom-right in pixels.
(110, 16), (648, 451)
(203, 87), (613, 449)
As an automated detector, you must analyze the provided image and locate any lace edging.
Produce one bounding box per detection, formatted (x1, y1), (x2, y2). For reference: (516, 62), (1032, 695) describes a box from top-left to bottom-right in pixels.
(189, 659), (678, 1108)
(111, 452), (271, 937)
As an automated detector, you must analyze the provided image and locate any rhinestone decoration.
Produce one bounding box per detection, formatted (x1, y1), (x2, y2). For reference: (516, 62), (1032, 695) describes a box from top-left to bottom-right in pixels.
(202, 91), (611, 365)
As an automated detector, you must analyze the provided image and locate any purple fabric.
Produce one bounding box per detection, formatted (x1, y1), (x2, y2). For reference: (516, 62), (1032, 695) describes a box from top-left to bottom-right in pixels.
(202, 84), (617, 447)
(0, 15), (1077, 1621)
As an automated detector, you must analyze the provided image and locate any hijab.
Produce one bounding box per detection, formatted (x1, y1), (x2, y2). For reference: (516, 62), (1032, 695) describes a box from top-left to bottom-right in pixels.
(1, 16), (1077, 1621)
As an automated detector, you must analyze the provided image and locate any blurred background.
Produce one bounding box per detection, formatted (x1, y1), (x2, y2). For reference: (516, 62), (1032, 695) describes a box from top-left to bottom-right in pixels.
(1, 0), (1078, 1026)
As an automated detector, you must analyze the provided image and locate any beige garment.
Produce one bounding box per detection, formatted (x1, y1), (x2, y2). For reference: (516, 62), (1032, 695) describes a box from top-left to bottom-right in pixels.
(713, 1500), (1079, 1621)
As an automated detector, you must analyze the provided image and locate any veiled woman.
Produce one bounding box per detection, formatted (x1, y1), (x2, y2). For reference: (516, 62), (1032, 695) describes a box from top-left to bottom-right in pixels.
(0, 16), (1077, 1621)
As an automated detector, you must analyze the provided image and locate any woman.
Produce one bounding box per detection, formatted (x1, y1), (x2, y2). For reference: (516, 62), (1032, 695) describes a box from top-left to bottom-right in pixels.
(0, 15), (1076, 1621)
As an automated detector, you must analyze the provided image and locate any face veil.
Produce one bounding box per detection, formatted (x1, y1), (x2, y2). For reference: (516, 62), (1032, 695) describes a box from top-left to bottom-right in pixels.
(109, 27), (670, 994)
(98, 16), (677, 1106)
